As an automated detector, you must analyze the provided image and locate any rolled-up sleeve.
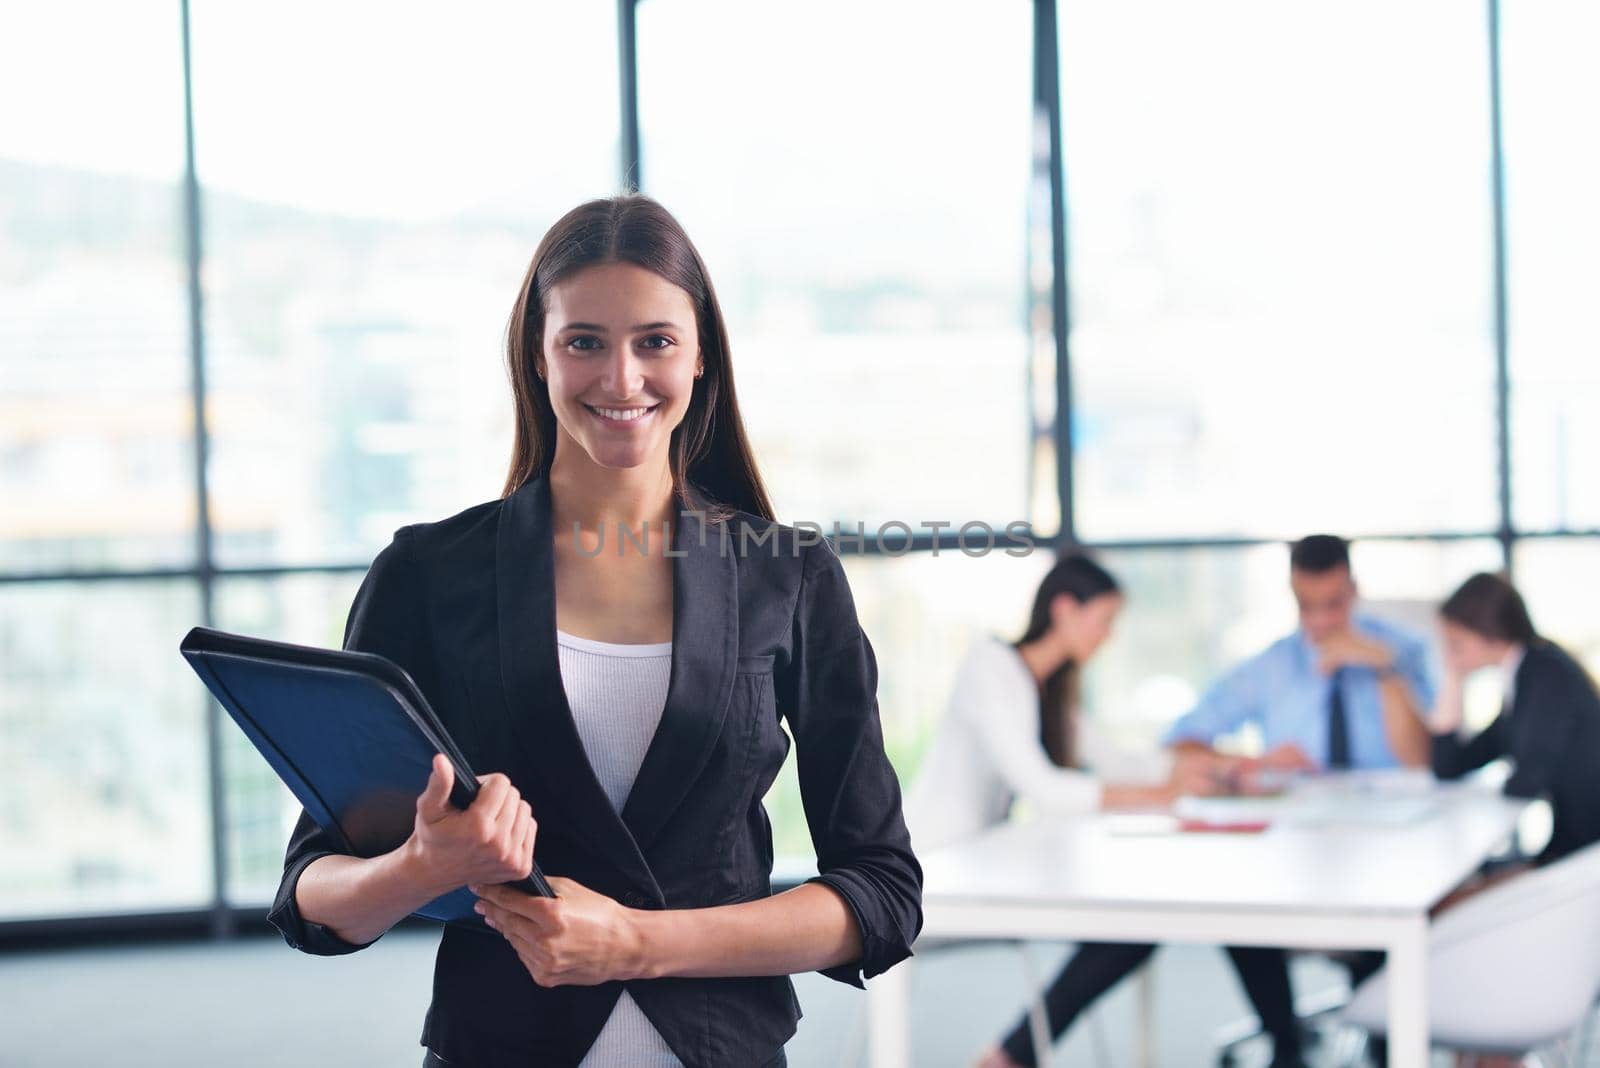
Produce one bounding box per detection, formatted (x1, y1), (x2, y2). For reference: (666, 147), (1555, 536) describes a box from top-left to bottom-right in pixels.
(1395, 633), (1438, 712)
(1162, 655), (1265, 747)
(266, 811), (378, 955)
(265, 525), (430, 956)
(775, 538), (924, 988)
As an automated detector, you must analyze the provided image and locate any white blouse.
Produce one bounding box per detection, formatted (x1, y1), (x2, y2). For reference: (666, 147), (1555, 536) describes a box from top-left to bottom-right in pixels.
(555, 628), (684, 1068)
(902, 635), (1171, 851)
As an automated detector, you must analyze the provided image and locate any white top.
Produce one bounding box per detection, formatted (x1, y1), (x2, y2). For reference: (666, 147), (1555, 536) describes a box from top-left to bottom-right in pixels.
(555, 628), (684, 1068)
(902, 635), (1171, 851)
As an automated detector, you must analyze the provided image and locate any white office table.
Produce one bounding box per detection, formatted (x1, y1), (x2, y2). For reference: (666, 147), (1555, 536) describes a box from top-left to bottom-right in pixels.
(870, 776), (1527, 1068)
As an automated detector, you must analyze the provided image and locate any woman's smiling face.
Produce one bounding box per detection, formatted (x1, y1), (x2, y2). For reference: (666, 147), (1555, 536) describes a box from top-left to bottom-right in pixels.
(540, 261), (702, 471)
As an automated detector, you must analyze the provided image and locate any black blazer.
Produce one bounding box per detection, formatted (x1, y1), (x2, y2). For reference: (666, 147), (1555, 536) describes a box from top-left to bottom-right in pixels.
(266, 474), (924, 1067)
(1432, 638), (1600, 866)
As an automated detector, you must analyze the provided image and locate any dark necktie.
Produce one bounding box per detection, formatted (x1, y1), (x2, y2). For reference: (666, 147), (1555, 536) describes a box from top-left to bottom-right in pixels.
(1327, 667), (1351, 769)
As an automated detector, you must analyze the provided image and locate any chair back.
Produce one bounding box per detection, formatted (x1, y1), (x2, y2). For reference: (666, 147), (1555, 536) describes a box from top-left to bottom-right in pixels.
(1343, 839), (1600, 1050)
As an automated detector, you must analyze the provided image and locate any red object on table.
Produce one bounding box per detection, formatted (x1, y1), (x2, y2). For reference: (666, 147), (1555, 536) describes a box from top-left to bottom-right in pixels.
(1177, 818), (1271, 833)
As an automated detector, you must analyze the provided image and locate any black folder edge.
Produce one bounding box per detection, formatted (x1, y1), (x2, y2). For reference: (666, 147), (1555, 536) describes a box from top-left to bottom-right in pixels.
(178, 625), (555, 914)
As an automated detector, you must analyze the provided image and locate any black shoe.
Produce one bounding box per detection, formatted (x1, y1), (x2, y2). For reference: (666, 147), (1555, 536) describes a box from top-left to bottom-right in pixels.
(1266, 1046), (1307, 1068)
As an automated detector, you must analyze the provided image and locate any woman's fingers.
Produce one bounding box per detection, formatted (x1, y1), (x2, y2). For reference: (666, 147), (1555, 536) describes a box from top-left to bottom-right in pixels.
(479, 773), (519, 830)
(415, 754), (455, 823)
(509, 802), (535, 878)
(471, 773), (510, 833)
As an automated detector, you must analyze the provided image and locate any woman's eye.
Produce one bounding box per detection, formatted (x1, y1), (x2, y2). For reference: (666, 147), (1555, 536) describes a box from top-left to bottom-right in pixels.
(639, 335), (674, 351)
(567, 336), (601, 351)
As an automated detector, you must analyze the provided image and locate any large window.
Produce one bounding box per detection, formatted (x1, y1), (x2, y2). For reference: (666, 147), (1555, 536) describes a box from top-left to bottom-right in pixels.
(190, 0), (621, 568)
(1503, 1), (1600, 532)
(0, 580), (209, 918)
(0, 4), (193, 575)
(1061, 0), (1498, 541)
(0, 5), (210, 921)
(4, 2), (1597, 930)
(637, 0), (1047, 535)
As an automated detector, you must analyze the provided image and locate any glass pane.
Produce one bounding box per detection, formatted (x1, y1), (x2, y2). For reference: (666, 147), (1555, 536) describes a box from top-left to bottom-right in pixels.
(214, 573), (364, 905)
(190, 1), (620, 568)
(1503, 3), (1600, 531)
(0, 580), (210, 919)
(1513, 539), (1600, 678)
(637, 0), (1039, 533)
(764, 544), (1057, 861)
(0, 5), (195, 574)
(1062, 1), (1498, 540)
(1089, 539), (1503, 753)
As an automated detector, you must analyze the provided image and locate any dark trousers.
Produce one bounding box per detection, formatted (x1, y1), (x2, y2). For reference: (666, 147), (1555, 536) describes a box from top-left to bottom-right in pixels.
(423, 1045), (788, 1067)
(1342, 950), (1388, 1067)
(999, 943), (1302, 1067)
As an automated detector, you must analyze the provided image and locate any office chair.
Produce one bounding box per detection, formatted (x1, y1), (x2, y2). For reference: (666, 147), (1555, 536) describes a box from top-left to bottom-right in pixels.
(1336, 839), (1600, 1067)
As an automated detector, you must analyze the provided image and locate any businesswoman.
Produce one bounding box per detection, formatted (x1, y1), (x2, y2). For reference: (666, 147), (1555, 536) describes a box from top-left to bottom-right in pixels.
(266, 194), (923, 1068)
(1430, 571), (1600, 867)
(903, 555), (1307, 1068)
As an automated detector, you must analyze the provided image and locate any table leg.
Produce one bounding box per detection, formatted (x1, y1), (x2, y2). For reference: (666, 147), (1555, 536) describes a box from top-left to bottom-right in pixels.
(1385, 917), (1430, 1068)
(1136, 965), (1155, 1068)
(868, 960), (913, 1068)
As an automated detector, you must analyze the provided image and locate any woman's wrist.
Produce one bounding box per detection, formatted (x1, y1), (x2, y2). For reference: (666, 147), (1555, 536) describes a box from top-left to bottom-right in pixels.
(395, 836), (462, 902)
(626, 906), (671, 980)
(297, 846), (440, 946)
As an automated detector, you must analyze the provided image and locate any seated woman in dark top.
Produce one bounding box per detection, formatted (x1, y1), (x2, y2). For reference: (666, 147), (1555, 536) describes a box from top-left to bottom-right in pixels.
(1429, 571), (1600, 868)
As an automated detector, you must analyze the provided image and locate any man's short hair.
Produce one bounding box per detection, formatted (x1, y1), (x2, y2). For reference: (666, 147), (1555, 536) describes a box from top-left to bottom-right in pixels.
(1289, 534), (1350, 574)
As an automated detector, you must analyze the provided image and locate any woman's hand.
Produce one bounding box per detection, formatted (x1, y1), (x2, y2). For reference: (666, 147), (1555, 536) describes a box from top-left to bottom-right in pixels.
(472, 877), (647, 987)
(1167, 747), (1244, 797)
(405, 753), (536, 896)
(1428, 669), (1466, 735)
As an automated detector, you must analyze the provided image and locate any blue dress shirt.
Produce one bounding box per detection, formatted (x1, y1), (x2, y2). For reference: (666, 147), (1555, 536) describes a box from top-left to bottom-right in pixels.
(1162, 613), (1437, 770)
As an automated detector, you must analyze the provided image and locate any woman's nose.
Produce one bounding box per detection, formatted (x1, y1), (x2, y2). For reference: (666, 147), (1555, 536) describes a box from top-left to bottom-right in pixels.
(600, 349), (645, 398)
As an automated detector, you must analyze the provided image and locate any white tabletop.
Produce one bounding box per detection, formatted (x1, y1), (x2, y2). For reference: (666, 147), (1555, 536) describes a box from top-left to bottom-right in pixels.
(917, 772), (1528, 919)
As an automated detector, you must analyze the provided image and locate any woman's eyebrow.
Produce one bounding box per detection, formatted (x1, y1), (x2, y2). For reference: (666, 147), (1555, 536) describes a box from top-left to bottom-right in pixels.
(559, 321), (682, 333)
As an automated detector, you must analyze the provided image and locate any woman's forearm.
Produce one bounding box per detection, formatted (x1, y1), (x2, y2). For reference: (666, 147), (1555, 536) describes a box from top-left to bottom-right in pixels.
(1428, 672), (1466, 734)
(1100, 783), (1172, 809)
(296, 841), (449, 947)
(629, 882), (863, 980)
(1378, 675), (1432, 766)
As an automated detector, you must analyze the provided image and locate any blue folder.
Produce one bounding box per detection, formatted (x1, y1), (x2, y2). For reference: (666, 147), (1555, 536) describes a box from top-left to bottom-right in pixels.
(179, 625), (554, 924)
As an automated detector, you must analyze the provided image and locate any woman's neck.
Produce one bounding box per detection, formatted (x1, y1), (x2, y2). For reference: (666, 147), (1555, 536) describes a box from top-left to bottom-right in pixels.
(1016, 636), (1072, 685)
(549, 452), (676, 534)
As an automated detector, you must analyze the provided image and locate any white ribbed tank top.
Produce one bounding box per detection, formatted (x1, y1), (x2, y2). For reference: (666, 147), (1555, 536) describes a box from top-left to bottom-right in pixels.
(555, 628), (685, 1068)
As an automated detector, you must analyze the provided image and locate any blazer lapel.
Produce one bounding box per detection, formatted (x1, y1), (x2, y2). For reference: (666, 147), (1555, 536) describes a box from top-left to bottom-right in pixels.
(621, 481), (739, 851)
(496, 474), (657, 896)
(494, 474), (741, 892)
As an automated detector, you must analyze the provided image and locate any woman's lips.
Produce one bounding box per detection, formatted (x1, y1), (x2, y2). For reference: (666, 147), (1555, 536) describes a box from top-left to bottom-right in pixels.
(585, 402), (661, 428)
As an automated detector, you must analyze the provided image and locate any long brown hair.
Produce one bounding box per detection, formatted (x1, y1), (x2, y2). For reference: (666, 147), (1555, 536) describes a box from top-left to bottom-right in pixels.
(501, 194), (774, 524)
(1440, 571), (1538, 645)
(1013, 553), (1121, 769)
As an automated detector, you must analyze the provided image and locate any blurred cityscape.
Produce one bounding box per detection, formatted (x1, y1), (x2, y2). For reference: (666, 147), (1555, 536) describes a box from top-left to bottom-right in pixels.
(3, 0), (1597, 922)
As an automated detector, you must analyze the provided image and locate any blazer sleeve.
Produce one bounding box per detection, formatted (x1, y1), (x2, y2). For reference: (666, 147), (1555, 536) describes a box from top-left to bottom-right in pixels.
(265, 525), (432, 956)
(1431, 708), (1509, 781)
(775, 537), (925, 988)
(1500, 653), (1579, 803)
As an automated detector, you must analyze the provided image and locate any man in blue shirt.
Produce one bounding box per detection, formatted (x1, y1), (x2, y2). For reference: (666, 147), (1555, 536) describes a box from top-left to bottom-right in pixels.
(1167, 533), (1436, 779)
(1168, 534), (1436, 1068)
